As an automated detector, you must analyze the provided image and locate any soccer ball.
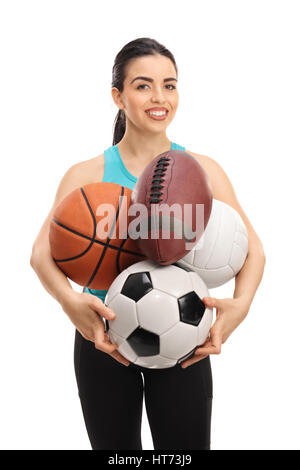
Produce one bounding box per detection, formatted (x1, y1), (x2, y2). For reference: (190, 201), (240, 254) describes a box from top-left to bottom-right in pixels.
(104, 260), (213, 369)
(176, 199), (248, 288)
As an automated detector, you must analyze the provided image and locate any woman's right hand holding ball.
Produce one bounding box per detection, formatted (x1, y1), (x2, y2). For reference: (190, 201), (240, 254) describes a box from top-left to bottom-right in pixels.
(61, 290), (131, 367)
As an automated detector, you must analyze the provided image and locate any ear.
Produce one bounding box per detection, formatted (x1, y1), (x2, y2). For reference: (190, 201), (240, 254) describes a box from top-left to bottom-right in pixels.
(111, 87), (124, 110)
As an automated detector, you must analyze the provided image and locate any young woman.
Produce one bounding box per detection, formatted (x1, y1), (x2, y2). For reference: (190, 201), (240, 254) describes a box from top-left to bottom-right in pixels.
(30, 37), (266, 450)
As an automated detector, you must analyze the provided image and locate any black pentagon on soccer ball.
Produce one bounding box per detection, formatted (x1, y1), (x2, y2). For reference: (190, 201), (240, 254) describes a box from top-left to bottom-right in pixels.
(178, 291), (206, 326)
(121, 272), (153, 302)
(172, 262), (194, 272)
(127, 327), (159, 357)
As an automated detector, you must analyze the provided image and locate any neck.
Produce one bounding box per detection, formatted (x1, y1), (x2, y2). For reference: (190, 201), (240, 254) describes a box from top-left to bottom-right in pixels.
(117, 128), (172, 165)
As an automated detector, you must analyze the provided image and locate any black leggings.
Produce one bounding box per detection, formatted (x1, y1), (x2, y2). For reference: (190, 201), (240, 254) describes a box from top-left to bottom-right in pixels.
(74, 329), (213, 450)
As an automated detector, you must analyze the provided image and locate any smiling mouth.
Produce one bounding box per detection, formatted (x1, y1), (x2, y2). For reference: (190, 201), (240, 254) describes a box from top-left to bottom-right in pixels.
(145, 110), (169, 118)
(146, 108), (168, 112)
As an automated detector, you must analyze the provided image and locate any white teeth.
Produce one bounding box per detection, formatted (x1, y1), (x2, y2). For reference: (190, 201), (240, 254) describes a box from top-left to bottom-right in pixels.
(148, 111), (167, 116)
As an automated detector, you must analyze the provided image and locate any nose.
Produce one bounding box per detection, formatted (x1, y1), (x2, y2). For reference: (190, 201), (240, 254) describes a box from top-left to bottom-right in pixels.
(150, 86), (167, 104)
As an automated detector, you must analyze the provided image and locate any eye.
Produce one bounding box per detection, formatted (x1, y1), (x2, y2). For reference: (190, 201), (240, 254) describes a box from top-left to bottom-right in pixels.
(137, 84), (176, 90)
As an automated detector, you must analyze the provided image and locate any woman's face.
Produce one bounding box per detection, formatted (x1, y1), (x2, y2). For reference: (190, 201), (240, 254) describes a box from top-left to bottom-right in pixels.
(112, 54), (179, 132)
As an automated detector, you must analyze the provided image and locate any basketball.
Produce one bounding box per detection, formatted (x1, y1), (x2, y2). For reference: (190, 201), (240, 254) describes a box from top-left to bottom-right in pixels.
(49, 182), (147, 289)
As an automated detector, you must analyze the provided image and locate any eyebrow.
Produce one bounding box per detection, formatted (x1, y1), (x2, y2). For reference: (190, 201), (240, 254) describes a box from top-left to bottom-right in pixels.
(130, 76), (178, 84)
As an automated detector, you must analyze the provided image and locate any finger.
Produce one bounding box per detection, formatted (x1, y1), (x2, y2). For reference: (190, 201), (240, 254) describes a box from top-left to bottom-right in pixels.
(202, 297), (218, 309)
(94, 325), (118, 354)
(110, 349), (131, 367)
(90, 296), (116, 321)
(76, 326), (93, 342)
(195, 344), (221, 355)
(181, 354), (208, 369)
(196, 328), (223, 354)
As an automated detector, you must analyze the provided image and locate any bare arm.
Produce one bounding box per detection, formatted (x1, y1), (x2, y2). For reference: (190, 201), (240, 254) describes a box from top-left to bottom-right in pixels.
(206, 156), (266, 313)
(30, 163), (84, 307)
(30, 161), (130, 366)
(181, 154), (266, 368)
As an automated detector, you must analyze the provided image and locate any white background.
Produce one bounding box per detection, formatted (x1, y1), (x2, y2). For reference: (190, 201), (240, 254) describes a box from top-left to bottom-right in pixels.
(1, 0), (299, 450)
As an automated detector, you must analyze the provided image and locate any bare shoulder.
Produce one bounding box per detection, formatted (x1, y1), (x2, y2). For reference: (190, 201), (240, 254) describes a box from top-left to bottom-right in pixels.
(186, 149), (242, 214)
(186, 149), (228, 197)
(186, 149), (262, 244)
(31, 153), (105, 250)
(52, 152), (105, 210)
(186, 150), (223, 178)
(69, 152), (105, 187)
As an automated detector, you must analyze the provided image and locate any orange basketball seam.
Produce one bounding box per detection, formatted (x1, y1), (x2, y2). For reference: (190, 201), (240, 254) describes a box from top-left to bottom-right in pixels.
(86, 186), (125, 287)
(52, 187), (97, 262)
(53, 185), (144, 263)
(52, 220), (144, 260)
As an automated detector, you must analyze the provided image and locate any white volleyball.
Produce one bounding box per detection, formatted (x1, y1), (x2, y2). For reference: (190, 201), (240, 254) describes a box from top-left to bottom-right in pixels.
(175, 199), (248, 288)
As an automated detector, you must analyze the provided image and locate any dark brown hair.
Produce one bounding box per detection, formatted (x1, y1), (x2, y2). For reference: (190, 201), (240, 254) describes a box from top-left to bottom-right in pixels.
(111, 37), (178, 145)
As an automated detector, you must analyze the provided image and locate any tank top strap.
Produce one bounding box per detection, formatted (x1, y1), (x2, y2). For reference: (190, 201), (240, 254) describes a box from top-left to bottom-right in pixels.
(102, 145), (137, 187)
(102, 141), (185, 187)
(171, 142), (185, 151)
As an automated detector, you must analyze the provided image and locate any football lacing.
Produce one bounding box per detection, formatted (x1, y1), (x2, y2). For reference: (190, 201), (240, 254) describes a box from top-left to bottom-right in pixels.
(149, 156), (170, 203)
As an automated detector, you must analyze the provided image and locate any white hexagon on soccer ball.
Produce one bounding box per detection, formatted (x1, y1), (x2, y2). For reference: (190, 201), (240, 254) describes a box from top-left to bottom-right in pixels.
(104, 268), (132, 305)
(160, 322), (198, 360)
(150, 264), (194, 298)
(108, 293), (139, 338)
(126, 260), (158, 274)
(136, 289), (179, 335)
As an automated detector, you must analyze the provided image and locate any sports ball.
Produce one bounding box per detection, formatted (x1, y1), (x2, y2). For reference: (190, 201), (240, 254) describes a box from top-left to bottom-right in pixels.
(129, 150), (213, 265)
(176, 199), (248, 288)
(49, 182), (147, 289)
(104, 260), (213, 369)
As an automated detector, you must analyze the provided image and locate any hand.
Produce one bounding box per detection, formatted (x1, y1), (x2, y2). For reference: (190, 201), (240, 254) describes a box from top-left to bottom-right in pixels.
(180, 296), (249, 369)
(61, 290), (131, 367)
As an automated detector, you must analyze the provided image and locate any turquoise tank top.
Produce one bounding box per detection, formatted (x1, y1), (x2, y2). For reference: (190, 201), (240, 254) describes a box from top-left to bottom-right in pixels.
(83, 141), (186, 303)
